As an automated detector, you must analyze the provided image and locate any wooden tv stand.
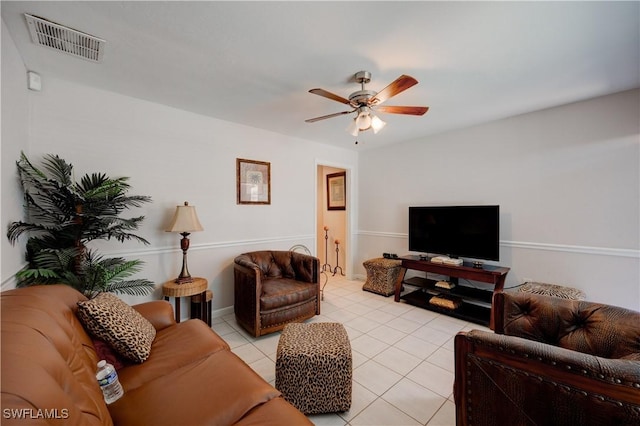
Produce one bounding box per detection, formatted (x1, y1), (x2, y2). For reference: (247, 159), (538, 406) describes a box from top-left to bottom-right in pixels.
(394, 255), (510, 329)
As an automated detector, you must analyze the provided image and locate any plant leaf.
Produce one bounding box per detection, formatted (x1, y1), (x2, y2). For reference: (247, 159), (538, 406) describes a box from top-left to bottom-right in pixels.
(7, 152), (153, 297)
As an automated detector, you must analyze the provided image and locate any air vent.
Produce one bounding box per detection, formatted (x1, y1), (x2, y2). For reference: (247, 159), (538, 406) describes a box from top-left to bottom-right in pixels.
(25, 14), (105, 62)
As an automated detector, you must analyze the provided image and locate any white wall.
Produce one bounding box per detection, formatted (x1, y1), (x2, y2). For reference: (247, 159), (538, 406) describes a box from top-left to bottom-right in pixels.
(356, 89), (640, 310)
(1, 20), (30, 287)
(1, 55), (358, 316)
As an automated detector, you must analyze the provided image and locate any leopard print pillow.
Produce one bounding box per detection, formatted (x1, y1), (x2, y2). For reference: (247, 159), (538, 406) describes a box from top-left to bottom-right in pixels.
(77, 292), (156, 363)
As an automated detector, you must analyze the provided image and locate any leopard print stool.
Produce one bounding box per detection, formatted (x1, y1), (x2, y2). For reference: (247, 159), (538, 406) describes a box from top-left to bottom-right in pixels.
(518, 282), (585, 300)
(276, 322), (352, 414)
(362, 258), (402, 296)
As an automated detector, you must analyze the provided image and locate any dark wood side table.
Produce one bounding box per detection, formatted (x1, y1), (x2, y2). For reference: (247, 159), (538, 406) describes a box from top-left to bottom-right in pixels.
(162, 277), (207, 323)
(191, 290), (213, 326)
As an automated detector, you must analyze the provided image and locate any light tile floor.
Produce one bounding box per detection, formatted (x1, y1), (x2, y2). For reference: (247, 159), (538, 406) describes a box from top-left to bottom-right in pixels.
(214, 275), (491, 425)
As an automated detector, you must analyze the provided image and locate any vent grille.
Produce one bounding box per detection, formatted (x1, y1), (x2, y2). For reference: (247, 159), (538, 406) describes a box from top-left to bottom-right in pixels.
(25, 14), (105, 62)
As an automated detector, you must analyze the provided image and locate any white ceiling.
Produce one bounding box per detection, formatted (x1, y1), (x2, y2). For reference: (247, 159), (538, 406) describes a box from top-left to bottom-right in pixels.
(2, 1), (639, 150)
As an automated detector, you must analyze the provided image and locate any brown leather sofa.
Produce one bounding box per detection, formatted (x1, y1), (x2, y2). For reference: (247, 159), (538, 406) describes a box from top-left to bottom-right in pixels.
(1, 284), (311, 425)
(454, 291), (640, 426)
(234, 250), (320, 337)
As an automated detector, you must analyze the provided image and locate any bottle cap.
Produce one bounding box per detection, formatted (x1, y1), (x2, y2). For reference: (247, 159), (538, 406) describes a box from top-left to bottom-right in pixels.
(97, 360), (106, 368)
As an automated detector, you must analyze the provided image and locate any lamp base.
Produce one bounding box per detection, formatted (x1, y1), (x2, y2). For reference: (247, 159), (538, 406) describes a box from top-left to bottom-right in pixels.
(174, 232), (193, 284)
(174, 275), (193, 284)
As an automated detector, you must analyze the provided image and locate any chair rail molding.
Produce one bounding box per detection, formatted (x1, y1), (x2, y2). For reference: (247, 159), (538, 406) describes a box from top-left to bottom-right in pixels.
(1, 234), (315, 290)
(105, 234), (316, 258)
(356, 230), (639, 258)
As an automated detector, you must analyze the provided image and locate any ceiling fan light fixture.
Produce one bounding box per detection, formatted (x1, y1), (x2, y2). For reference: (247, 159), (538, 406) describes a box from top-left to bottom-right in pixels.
(307, 72), (428, 140)
(355, 107), (372, 130)
(371, 115), (386, 134)
(346, 118), (359, 136)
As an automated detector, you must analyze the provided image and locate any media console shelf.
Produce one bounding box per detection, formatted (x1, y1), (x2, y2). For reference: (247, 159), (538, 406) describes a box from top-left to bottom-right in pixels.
(394, 255), (510, 329)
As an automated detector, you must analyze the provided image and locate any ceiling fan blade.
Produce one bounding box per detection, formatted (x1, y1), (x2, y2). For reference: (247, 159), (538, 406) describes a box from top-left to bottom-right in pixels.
(376, 106), (429, 116)
(309, 88), (351, 105)
(305, 110), (354, 123)
(369, 75), (419, 106)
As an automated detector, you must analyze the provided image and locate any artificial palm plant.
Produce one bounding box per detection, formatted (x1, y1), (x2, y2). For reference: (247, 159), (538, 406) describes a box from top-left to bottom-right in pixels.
(7, 152), (154, 298)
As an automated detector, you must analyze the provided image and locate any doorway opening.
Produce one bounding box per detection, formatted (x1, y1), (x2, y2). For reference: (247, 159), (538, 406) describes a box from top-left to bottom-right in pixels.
(316, 164), (349, 278)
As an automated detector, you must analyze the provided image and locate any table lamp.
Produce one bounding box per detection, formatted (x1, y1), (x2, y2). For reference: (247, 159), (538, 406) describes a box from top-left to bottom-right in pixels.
(165, 201), (203, 283)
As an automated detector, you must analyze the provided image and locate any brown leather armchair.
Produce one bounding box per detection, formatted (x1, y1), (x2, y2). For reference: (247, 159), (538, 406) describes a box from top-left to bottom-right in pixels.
(234, 250), (320, 337)
(454, 292), (640, 426)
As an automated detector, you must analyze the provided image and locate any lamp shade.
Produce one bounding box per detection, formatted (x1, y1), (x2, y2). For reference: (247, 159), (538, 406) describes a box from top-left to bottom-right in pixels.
(371, 115), (386, 133)
(355, 107), (372, 130)
(346, 118), (359, 136)
(165, 202), (204, 233)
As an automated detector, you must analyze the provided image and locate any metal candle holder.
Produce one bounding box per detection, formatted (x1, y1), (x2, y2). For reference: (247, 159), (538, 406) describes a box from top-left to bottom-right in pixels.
(333, 239), (345, 276)
(321, 226), (332, 272)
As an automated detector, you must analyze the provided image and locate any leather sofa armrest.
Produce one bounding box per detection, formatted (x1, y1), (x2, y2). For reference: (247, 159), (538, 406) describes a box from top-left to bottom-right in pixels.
(455, 330), (640, 407)
(455, 330), (640, 425)
(233, 259), (261, 335)
(234, 254), (262, 272)
(234, 260), (261, 299)
(289, 252), (319, 283)
(234, 259), (261, 284)
(133, 300), (176, 331)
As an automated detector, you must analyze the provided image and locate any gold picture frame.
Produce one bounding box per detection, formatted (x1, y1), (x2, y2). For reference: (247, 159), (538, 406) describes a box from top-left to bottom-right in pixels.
(327, 171), (346, 210)
(237, 158), (271, 205)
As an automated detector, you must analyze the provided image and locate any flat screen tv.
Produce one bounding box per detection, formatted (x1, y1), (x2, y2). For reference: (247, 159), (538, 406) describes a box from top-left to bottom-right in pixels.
(408, 205), (500, 261)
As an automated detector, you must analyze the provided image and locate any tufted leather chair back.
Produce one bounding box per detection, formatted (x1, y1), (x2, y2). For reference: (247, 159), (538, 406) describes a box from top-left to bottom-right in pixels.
(494, 292), (640, 359)
(235, 250), (317, 283)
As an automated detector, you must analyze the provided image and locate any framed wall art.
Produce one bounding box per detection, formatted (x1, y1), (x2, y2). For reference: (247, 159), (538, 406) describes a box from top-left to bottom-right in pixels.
(237, 158), (271, 205)
(327, 171), (346, 210)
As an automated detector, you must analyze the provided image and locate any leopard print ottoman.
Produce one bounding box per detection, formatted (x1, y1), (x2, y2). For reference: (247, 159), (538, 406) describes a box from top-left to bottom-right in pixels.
(362, 258), (402, 296)
(518, 282), (586, 300)
(276, 322), (352, 414)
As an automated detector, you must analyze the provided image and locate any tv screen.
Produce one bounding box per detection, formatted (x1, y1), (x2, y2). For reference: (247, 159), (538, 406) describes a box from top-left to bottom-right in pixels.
(408, 205), (500, 261)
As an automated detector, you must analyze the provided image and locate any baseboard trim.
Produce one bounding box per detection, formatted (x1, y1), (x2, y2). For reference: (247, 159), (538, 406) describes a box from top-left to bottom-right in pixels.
(211, 305), (234, 320)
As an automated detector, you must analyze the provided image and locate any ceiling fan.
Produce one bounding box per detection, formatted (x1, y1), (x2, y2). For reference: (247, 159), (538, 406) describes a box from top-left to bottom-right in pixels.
(305, 71), (429, 136)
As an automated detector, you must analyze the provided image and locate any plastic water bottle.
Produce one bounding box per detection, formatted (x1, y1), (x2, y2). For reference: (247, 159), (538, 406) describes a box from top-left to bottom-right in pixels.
(96, 360), (124, 404)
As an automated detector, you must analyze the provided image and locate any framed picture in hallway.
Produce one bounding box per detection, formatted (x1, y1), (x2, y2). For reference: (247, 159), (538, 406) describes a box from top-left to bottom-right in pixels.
(237, 158), (271, 204)
(327, 171), (346, 210)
